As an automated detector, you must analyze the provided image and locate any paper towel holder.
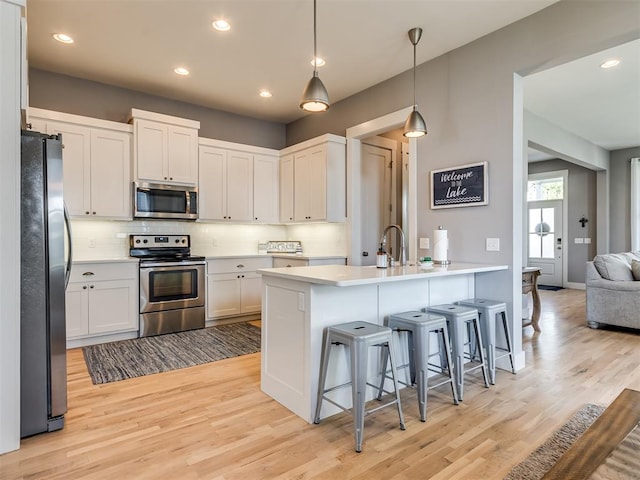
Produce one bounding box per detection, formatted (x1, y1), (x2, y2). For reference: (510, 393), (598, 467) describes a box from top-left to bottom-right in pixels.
(433, 225), (452, 265)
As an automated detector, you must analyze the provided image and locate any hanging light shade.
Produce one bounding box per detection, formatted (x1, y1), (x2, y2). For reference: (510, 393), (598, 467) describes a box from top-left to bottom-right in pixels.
(403, 27), (427, 137)
(300, 0), (329, 112)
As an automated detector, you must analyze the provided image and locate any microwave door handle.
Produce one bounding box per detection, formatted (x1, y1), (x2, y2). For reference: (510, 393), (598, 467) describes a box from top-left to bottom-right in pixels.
(64, 202), (73, 290)
(186, 190), (191, 212)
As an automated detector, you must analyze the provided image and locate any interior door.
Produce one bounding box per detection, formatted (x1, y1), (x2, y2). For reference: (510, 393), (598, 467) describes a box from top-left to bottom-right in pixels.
(360, 142), (393, 266)
(527, 200), (563, 286)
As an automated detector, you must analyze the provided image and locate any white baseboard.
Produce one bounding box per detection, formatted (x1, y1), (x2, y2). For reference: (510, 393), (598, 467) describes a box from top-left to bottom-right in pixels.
(565, 282), (585, 290)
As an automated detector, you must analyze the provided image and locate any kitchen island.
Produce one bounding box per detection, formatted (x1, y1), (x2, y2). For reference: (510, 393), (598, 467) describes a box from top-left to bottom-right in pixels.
(257, 262), (508, 423)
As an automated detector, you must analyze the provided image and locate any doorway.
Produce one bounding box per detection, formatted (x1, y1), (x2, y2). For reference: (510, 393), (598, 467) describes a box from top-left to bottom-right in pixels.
(527, 200), (563, 286)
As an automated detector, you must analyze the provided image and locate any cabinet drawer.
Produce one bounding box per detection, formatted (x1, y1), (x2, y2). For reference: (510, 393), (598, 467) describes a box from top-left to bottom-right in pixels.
(273, 258), (308, 268)
(69, 262), (138, 283)
(207, 257), (272, 274)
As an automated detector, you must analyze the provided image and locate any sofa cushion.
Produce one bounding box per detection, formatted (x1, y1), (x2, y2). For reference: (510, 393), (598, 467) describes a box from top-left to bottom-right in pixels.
(593, 253), (635, 281)
(632, 260), (640, 281)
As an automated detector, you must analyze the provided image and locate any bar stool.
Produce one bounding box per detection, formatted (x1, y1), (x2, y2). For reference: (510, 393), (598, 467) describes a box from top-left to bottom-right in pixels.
(377, 311), (459, 422)
(456, 298), (516, 384)
(424, 304), (490, 400)
(313, 321), (406, 452)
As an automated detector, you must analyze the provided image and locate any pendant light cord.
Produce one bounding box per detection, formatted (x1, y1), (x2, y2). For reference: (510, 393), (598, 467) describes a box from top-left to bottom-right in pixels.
(413, 41), (417, 108)
(313, 0), (318, 75)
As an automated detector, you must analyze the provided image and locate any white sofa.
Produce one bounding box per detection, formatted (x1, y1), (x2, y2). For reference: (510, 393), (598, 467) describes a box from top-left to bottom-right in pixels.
(586, 251), (640, 329)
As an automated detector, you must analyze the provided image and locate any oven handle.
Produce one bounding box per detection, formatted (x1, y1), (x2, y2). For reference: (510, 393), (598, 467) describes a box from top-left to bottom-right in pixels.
(140, 261), (205, 269)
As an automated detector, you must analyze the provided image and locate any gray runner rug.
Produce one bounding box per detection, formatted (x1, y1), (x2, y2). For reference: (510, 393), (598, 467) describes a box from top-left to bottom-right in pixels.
(504, 403), (605, 480)
(82, 323), (261, 384)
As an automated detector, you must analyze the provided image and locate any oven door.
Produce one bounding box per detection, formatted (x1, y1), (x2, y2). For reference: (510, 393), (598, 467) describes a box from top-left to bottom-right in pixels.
(140, 263), (205, 314)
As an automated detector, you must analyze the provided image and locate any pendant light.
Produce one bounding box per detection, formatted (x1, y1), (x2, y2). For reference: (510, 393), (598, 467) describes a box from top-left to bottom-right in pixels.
(300, 0), (330, 112)
(403, 27), (427, 138)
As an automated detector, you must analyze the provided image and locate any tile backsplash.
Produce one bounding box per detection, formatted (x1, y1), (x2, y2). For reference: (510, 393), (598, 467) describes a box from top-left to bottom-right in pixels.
(70, 220), (347, 260)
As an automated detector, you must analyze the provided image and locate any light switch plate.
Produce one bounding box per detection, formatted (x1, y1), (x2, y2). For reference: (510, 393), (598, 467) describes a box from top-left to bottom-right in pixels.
(486, 237), (500, 251)
(575, 238), (584, 244)
(419, 237), (430, 249)
(584, 238), (592, 244)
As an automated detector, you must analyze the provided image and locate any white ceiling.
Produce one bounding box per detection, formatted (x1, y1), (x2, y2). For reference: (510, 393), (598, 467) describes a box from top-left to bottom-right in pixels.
(25, 0), (639, 153)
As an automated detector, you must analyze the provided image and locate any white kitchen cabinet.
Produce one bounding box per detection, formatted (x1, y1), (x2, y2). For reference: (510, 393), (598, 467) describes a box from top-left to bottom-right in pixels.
(280, 134), (346, 223)
(272, 257), (347, 268)
(199, 138), (279, 223)
(28, 108), (132, 220)
(65, 262), (138, 343)
(253, 154), (279, 223)
(130, 109), (200, 185)
(206, 257), (272, 319)
(279, 154), (294, 222)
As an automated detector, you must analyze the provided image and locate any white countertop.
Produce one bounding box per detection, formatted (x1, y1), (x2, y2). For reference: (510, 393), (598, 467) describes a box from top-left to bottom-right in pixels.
(197, 253), (346, 261)
(257, 262), (508, 287)
(72, 257), (139, 265)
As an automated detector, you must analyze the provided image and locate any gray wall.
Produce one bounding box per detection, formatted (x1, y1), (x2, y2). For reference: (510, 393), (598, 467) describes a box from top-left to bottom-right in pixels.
(29, 68), (286, 149)
(610, 146), (640, 253)
(528, 159), (597, 283)
(286, 0), (640, 289)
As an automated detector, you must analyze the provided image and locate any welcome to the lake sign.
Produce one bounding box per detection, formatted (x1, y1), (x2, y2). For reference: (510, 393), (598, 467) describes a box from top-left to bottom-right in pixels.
(430, 161), (488, 209)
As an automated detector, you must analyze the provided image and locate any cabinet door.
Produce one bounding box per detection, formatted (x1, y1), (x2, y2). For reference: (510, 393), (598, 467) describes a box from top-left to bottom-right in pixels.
(280, 154), (294, 222)
(307, 146), (327, 220)
(226, 151), (254, 222)
(294, 150), (310, 221)
(253, 154), (279, 223)
(240, 272), (263, 314)
(88, 279), (137, 334)
(207, 273), (241, 318)
(198, 146), (227, 220)
(47, 122), (91, 217)
(90, 129), (131, 219)
(167, 125), (198, 185)
(65, 283), (89, 338)
(135, 119), (167, 182)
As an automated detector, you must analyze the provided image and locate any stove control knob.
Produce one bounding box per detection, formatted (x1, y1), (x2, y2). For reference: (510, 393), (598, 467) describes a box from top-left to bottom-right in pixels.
(182, 239), (187, 244)
(175, 239), (180, 244)
(135, 239), (141, 244)
(143, 239), (148, 244)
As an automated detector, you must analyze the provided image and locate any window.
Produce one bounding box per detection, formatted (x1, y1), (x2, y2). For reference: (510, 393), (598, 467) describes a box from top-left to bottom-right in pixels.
(527, 177), (563, 201)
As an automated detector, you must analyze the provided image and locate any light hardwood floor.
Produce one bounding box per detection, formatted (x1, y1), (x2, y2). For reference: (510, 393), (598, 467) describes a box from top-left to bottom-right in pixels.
(2, 289), (640, 479)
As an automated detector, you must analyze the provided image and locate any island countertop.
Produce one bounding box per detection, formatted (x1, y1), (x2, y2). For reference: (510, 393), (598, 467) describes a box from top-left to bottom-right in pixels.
(257, 262), (508, 287)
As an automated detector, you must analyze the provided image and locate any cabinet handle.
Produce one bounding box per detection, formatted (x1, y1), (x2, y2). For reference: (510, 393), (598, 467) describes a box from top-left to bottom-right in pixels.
(237, 264), (244, 268)
(255, 217), (258, 220)
(90, 285), (94, 289)
(92, 211), (96, 215)
(83, 285), (87, 289)
(169, 177), (173, 180)
(82, 272), (95, 276)
(85, 211), (90, 215)
(164, 177), (168, 180)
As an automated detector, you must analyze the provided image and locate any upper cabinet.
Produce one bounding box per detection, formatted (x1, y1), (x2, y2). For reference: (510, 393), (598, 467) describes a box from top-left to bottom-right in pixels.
(199, 138), (279, 223)
(280, 134), (346, 223)
(129, 109), (200, 186)
(28, 108), (132, 220)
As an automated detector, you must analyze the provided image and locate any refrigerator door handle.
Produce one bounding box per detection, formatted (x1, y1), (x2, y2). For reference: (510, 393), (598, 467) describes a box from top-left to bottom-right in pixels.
(64, 202), (73, 290)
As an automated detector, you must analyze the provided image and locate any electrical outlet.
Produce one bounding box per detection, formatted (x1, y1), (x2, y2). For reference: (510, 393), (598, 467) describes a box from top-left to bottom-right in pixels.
(486, 238), (500, 252)
(88, 238), (96, 248)
(115, 232), (126, 239)
(419, 237), (430, 249)
(584, 238), (592, 244)
(574, 238), (584, 244)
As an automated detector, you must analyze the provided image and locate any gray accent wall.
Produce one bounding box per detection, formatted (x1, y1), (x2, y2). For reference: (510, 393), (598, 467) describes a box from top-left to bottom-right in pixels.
(29, 68), (286, 149)
(528, 159), (597, 283)
(610, 147), (640, 253)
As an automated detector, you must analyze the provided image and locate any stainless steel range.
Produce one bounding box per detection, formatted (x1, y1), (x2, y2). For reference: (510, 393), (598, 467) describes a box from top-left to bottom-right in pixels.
(130, 234), (205, 337)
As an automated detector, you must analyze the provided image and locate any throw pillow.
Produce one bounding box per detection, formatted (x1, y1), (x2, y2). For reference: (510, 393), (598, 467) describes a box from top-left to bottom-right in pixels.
(632, 260), (640, 281)
(593, 253), (634, 281)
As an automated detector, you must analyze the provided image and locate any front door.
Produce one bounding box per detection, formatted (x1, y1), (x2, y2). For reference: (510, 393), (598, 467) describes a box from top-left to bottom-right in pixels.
(527, 200), (563, 286)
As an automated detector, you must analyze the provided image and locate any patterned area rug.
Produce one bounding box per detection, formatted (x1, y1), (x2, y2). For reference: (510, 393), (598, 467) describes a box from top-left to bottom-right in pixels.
(82, 323), (261, 384)
(504, 404), (605, 480)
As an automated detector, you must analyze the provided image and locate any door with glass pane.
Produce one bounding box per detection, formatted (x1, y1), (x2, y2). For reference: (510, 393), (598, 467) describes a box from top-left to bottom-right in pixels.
(528, 200), (563, 286)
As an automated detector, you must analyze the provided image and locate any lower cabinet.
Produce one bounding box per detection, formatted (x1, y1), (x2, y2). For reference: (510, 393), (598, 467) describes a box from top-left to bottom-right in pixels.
(206, 257), (272, 319)
(66, 262), (138, 342)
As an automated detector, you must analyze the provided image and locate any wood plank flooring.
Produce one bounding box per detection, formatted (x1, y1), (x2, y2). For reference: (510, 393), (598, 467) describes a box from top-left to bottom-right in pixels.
(2, 289), (640, 479)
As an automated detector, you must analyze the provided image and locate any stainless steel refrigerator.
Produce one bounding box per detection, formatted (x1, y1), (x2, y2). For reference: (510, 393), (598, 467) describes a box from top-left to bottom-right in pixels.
(20, 130), (71, 437)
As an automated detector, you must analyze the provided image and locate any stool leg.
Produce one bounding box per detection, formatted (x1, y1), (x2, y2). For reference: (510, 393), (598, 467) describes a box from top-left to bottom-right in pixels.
(376, 338), (390, 401)
(472, 317), (490, 388)
(485, 312), (497, 385)
(386, 337), (406, 431)
(313, 331), (333, 424)
(351, 339), (367, 453)
(501, 311), (516, 374)
(413, 327), (428, 421)
(448, 318), (465, 401)
(441, 325), (459, 405)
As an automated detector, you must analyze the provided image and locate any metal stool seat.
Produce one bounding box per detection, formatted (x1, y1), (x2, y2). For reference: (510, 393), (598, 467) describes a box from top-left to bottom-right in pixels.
(424, 304), (490, 400)
(456, 298), (516, 384)
(377, 311), (459, 422)
(314, 321), (406, 452)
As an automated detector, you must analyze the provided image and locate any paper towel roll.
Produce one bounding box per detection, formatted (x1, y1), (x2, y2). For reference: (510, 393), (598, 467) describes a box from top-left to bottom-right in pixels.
(433, 229), (448, 263)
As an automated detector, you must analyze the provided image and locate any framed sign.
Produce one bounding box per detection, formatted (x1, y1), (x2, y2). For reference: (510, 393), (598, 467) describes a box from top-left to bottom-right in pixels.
(430, 161), (488, 209)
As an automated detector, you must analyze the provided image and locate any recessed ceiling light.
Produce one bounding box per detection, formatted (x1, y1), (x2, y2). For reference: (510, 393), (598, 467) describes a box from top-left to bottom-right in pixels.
(311, 57), (325, 67)
(52, 33), (74, 44)
(600, 59), (621, 69)
(212, 19), (231, 32)
(259, 90), (273, 98)
(174, 67), (190, 76)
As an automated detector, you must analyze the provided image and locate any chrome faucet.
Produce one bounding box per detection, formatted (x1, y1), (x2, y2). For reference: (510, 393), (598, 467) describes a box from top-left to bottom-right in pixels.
(380, 224), (406, 266)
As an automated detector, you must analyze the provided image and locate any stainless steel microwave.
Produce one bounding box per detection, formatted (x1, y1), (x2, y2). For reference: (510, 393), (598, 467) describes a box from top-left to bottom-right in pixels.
(133, 182), (198, 220)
